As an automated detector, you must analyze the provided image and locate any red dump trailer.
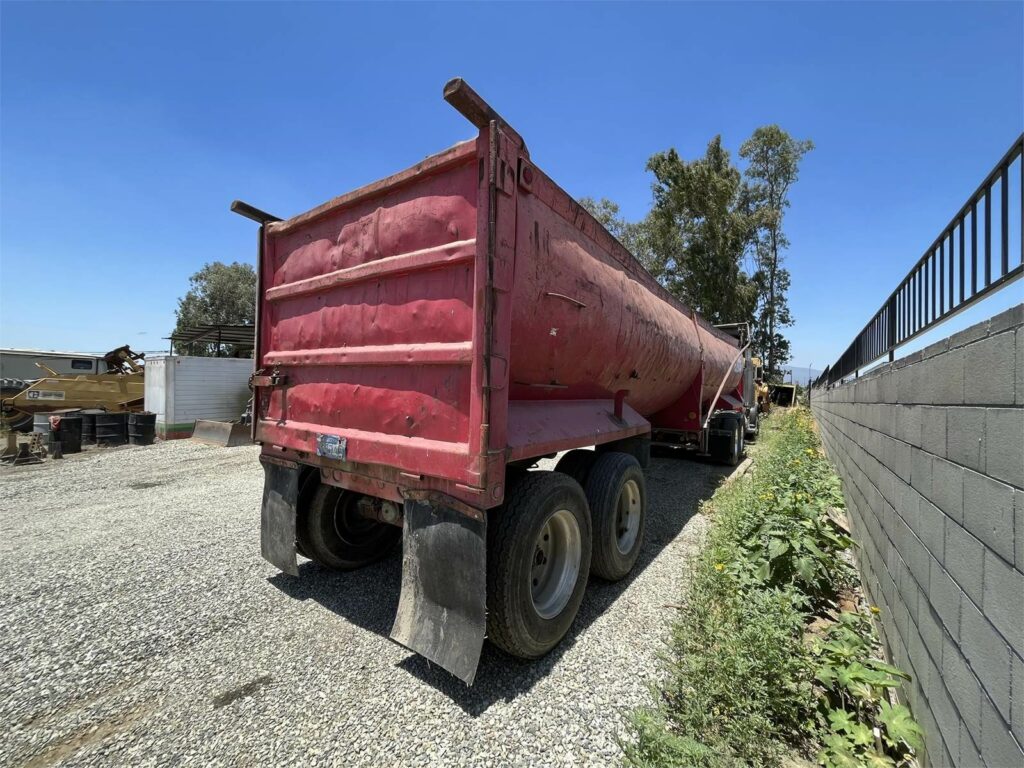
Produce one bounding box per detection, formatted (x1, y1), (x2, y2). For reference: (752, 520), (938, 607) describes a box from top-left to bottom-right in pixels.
(233, 80), (757, 684)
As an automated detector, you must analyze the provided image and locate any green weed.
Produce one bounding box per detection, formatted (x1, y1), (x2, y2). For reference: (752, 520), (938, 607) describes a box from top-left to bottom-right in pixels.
(624, 408), (921, 768)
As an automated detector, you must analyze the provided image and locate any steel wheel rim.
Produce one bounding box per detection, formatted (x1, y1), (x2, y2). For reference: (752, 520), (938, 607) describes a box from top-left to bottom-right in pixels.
(615, 478), (642, 555)
(331, 492), (383, 547)
(530, 508), (581, 620)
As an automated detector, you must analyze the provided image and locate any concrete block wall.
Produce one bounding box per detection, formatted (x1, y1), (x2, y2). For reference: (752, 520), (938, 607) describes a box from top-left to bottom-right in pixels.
(811, 304), (1023, 767)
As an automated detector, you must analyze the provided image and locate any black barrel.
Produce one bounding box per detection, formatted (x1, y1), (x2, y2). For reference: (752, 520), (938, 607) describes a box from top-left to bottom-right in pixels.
(128, 411), (157, 446)
(78, 409), (106, 446)
(50, 414), (83, 454)
(48, 432), (63, 459)
(95, 412), (128, 446)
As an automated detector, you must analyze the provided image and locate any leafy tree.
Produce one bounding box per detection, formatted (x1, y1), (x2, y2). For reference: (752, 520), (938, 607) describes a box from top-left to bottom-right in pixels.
(579, 127), (811, 367)
(577, 196), (628, 239)
(740, 126), (813, 381)
(173, 261), (256, 356)
(643, 137), (758, 325)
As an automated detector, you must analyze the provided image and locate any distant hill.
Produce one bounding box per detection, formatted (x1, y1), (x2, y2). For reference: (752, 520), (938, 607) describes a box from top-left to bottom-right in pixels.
(780, 365), (822, 385)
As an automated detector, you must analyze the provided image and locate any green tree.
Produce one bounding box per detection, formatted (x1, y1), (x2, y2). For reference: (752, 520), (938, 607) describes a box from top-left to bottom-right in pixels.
(173, 261), (256, 356)
(740, 126), (813, 382)
(644, 137), (758, 325)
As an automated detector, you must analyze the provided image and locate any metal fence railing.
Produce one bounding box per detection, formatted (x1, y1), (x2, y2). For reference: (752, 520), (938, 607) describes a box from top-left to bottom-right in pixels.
(815, 134), (1024, 388)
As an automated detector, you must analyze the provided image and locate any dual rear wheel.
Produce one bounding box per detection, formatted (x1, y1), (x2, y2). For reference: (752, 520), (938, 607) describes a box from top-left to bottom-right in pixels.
(486, 451), (646, 659)
(293, 450), (648, 663)
(296, 481), (400, 570)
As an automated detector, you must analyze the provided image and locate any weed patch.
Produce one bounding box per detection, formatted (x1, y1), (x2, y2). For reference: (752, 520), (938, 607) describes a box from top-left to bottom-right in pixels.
(626, 408), (921, 768)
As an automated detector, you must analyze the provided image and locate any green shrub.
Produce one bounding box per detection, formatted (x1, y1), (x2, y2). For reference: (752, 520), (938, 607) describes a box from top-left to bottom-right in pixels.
(625, 408), (920, 768)
(811, 612), (923, 767)
(626, 580), (812, 767)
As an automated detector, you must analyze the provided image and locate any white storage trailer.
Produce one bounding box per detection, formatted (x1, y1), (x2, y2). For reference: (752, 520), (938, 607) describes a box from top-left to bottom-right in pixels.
(143, 356), (253, 439)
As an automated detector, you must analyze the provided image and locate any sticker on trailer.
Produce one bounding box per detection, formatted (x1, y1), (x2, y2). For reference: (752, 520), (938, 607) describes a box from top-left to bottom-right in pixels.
(26, 390), (65, 401)
(316, 434), (347, 461)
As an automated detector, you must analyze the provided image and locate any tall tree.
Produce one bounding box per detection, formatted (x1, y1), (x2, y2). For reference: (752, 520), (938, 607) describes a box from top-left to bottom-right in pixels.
(644, 137), (758, 325)
(173, 261), (256, 356)
(740, 126), (813, 381)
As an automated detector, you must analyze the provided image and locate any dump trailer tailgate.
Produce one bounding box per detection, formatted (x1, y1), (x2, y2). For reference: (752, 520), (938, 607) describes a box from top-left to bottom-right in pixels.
(255, 140), (487, 490)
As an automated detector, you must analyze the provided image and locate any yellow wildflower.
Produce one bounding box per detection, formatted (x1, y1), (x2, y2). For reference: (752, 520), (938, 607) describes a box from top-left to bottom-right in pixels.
(714, 563), (725, 572)
(870, 605), (881, 615)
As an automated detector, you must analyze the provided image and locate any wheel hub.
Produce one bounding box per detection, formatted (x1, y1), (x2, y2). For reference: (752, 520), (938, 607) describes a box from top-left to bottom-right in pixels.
(331, 493), (386, 546)
(615, 478), (642, 555)
(530, 508), (581, 620)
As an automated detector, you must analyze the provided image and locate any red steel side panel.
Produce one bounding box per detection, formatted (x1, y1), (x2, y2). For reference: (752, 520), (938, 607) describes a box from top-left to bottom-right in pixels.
(506, 160), (741, 424)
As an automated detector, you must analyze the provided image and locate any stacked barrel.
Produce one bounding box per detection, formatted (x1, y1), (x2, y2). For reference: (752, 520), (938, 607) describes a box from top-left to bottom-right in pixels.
(30, 410), (158, 454)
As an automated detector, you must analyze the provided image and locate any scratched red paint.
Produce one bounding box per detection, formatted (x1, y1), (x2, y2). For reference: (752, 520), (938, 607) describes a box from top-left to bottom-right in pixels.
(255, 90), (741, 511)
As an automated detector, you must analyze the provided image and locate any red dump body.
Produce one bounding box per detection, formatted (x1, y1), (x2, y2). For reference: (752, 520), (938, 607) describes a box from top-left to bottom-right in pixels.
(254, 92), (740, 512)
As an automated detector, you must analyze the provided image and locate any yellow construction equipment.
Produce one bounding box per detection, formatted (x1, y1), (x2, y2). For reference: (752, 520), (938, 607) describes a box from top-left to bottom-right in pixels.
(769, 382), (798, 408)
(1, 346), (145, 431)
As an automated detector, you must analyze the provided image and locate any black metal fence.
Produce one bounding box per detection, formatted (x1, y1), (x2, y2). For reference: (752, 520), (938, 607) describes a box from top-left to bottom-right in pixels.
(816, 134), (1024, 388)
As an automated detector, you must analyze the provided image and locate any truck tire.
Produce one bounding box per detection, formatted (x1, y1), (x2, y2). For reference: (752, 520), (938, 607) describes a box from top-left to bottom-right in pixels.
(554, 449), (596, 487)
(745, 406), (760, 441)
(293, 468), (321, 559)
(584, 452), (646, 581)
(0, 379), (31, 432)
(726, 418), (744, 466)
(297, 484), (400, 571)
(597, 435), (651, 469)
(709, 413), (744, 466)
(486, 471), (592, 659)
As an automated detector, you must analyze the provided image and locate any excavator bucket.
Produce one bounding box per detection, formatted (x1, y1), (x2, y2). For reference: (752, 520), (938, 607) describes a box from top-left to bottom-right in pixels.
(191, 420), (250, 447)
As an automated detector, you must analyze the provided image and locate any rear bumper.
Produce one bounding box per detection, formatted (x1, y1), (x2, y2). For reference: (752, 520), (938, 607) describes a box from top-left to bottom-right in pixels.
(258, 442), (498, 512)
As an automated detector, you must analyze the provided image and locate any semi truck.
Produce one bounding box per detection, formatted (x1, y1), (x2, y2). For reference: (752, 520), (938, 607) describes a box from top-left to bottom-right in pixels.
(233, 80), (757, 684)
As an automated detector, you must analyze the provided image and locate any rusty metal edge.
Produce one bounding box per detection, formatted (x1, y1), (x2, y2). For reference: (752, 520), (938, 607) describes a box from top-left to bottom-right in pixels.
(268, 140), (477, 236)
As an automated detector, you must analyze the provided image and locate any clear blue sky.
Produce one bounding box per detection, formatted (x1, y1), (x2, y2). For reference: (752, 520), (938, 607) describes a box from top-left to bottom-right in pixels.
(2, 2), (1022, 371)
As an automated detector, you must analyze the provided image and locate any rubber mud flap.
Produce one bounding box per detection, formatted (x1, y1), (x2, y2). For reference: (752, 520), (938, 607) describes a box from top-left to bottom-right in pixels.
(260, 461), (299, 576)
(390, 500), (486, 685)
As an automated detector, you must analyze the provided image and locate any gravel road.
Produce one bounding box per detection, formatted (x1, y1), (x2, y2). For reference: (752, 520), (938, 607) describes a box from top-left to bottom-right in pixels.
(0, 440), (731, 767)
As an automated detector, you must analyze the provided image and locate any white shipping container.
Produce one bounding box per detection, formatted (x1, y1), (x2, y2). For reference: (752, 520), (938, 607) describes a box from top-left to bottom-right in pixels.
(144, 356), (253, 439)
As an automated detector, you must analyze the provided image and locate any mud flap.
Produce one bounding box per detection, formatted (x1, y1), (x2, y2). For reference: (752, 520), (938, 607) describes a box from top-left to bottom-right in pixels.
(260, 461), (299, 576)
(390, 500), (486, 685)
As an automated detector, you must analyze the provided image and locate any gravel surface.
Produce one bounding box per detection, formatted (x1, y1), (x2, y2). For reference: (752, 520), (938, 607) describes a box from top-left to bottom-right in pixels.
(0, 440), (732, 767)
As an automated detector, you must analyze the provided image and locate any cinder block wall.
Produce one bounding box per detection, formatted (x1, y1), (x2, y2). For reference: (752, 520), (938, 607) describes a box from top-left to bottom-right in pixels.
(811, 304), (1023, 767)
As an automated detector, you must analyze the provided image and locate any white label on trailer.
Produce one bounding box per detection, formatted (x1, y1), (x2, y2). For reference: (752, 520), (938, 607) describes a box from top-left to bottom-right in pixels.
(26, 390), (65, 401)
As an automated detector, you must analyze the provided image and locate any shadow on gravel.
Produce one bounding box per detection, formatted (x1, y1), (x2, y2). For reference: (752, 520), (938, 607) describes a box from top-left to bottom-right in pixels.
(269, 454), (732, 716)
